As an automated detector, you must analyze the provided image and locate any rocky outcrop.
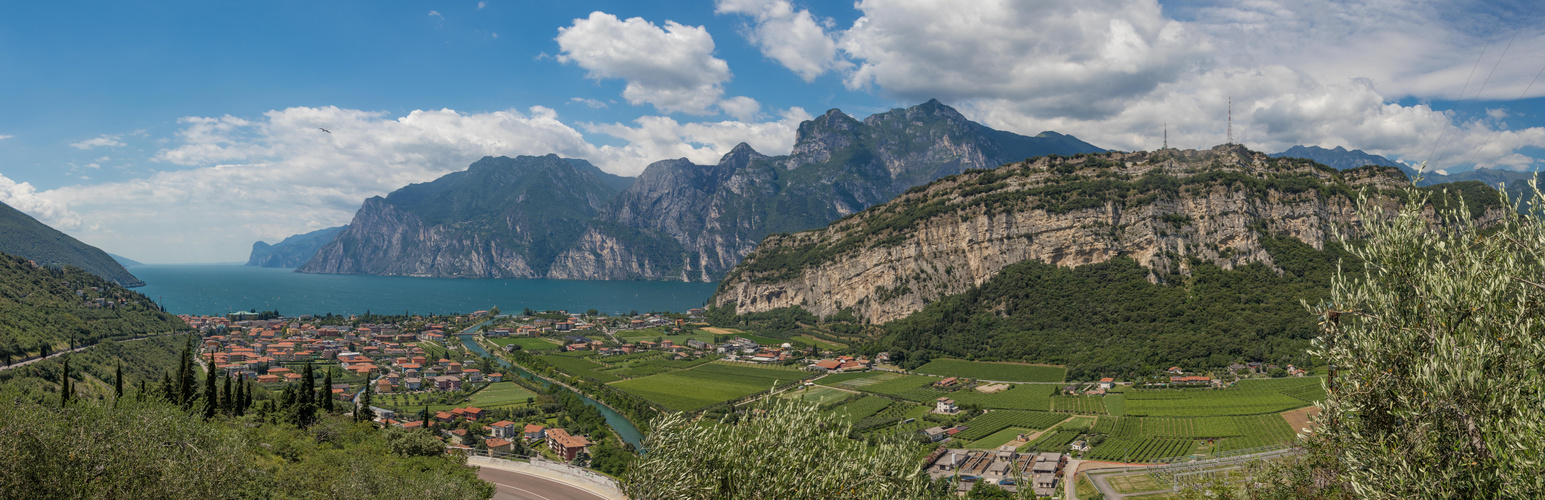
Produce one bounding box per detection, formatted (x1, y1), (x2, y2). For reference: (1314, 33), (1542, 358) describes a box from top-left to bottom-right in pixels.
(712, 145), (1504, 323)
(247, 225), (346, 268)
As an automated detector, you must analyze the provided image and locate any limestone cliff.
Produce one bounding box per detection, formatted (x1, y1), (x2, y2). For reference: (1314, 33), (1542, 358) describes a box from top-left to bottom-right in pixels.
(712, 145), (1506, 323)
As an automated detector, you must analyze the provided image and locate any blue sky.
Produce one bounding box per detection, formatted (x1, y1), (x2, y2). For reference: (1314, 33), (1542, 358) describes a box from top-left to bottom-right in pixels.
(2, 0), (1543, 263)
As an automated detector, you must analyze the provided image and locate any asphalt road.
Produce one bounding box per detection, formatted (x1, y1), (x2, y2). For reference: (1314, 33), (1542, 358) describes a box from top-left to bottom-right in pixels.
(478, 467), (611, 500)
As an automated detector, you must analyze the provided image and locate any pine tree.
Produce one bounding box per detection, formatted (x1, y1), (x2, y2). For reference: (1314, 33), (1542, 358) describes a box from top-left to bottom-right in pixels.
(204, 368), (219, 419)
(321, 368), (335, 413)
(114, 359), (123, 400)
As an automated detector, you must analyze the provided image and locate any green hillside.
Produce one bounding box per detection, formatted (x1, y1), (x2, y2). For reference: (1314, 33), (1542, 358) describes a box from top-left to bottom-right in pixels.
(0, 200), (144, 286)
(0, 251), (189, 363)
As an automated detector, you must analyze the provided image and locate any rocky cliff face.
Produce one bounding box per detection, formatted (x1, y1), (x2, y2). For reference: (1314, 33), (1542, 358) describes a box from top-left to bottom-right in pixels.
(299, 100), (1104, 281)
(298, 155), (625, 278)
(554, 99), (1106, 281)
(712, 145), (1506, 323)
(247, 225), (347, 268)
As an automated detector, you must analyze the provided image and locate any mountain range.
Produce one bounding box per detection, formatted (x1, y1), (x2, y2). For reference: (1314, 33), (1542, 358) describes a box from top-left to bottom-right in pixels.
(0, 200), (143, 287)
(294, 99), (1105, 280)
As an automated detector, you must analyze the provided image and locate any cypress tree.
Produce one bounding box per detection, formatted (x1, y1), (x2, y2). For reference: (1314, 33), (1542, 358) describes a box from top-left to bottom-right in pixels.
(59, 357), (71, 407)
(299, 362), (314, 408)
(242, 380), (253, 415)
(204, 368), (219, 419)
(177, 336), (196, 409)
(221, 373), (233, 415)
(357, 383), (374, 423)
(138, 380), (147, 403)
(114, 359), (123, 400)
(321, 369), (334, 413)
(160, 372), (174, 403)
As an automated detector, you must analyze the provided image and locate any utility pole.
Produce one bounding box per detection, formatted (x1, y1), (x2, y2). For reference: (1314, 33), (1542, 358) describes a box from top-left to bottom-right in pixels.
(1164, 123), (1168, 150)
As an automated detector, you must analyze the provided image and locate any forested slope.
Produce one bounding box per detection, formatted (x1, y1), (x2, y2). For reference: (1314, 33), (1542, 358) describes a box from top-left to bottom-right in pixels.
(0, 252), (189, 362)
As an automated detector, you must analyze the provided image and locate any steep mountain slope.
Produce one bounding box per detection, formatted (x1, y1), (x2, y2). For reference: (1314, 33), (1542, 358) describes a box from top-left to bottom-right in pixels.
(109, 254), (144, 267)
(246, 225), (347, 268)
(712, 145), (1506, 324)
(1271, 145), (1419, 178)
(0, 251), (188, 361)
(298, 155), (623, 278)
(0, 200), (144, 287)
(551, 99), (1106, 281)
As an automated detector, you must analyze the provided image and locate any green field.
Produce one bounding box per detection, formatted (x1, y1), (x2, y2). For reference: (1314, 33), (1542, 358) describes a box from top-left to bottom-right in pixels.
(489, 337), (561, 350)
(781, 385), (850, 405)
(469, 382), (540, 407)
(816, 372), (940, 400)
(610, 362), (807, 411)
(538, 354), (622, 383)
(1051, 395), (1109, 414)
(1019, 429), (1082, 452)
(1086, 414), (1298, 461)
(1121, 378), (1322, 416)
(913, 359), (1066, 383)
(954, 411), (1067, 441)
(828, 396), (893, 423)
(949, 384), (1056, 410)
(968, 427), (1036, 449)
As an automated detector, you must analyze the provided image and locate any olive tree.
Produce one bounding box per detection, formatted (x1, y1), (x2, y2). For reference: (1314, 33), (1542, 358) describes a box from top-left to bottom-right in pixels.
(1300, 182), (1545, 498)
(624, 395), (946, 500)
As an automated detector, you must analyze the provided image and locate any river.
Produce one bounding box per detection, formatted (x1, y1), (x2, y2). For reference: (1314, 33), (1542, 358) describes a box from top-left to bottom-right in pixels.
(459, 334), (646, 450)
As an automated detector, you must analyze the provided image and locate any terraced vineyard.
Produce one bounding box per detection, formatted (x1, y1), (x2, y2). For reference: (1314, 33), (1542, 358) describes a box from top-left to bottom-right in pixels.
(955, 411), (1067, 441)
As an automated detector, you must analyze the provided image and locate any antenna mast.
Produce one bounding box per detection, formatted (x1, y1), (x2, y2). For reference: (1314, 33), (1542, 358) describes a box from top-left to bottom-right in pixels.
(1163, 123), (1168, 150)
(1227, 97), (1233, 145)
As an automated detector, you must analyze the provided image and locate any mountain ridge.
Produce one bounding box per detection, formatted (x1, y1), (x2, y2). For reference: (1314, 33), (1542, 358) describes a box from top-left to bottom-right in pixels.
(0, 200), (144, 287)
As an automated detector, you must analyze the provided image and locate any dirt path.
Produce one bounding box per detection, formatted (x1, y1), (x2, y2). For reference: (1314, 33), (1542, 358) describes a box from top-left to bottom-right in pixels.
(0, 335), (162, 372)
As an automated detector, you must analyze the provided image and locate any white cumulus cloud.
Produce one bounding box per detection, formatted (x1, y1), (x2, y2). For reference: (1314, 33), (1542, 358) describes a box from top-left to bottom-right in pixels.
(716, 0), (848, 82)
(555, 12), (739, 116)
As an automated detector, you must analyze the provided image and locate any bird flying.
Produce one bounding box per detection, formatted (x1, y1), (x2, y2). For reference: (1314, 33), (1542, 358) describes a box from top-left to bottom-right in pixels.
(319, 128), (331, 134)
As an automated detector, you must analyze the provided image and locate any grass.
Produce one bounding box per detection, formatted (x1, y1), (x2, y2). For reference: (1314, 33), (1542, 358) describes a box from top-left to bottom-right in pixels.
(829, 396), (893, 423)
(489, 337), (561, 350)
(780, 385), (850, 405)
(1108, 473), (1169, 494)
(912, 359), (1066, 383)
(966, 427), (1036, 449)
(469, 382), (540, 407)
(949, 384), (1056, 410)
(538, 354), (622, 383)
(1122, 381), (1317, 416)
(954, 411), (1066, 441)
(609, 361), (808, 411)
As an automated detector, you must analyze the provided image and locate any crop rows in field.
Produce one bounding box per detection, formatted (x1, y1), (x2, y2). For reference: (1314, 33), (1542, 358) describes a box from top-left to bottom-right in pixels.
(538, 354), (622, 383)
(831, 396), (893, 423)
(949, 384), (1055, 410)
(955, 411), (1066, 441)
(815, 371), (884, 387)
(1122, 388), (1308, 417)
(1091, 415), (1297, 454)
(1086, 437), (1194, 463)
(1020, 429), (1082, 452)
(609, 361), (809, 411)
(912, 359), (1066, 383)
(1050, 395), (1108, 414)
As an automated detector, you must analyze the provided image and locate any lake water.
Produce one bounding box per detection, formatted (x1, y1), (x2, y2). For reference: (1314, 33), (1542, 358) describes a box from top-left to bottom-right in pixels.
(132, 265), (719, 316)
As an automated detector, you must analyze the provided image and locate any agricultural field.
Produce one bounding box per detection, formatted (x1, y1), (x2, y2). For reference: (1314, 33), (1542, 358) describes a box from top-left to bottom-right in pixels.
(913, 359), (1066, 383)
(1086, 437), (1196, 463)
(1019, 429), (1082, 453)
(1085, 414), (1300, 461)
(538, 354), (622, 383)
(780, 385), (851, 406)
(1122, 378), (1323, 416)
(949, 384), (1056, 410)
(469, 382), (541, 408)
(489, 337), (561, 351)
(609, 361), (809, 411)
(817, 372), (939, 399)
(1050, 395), (1109, 414)
(954, 410), (1067, 441)
(967, 427), (1037, 449)
(828, 396), (894, 423)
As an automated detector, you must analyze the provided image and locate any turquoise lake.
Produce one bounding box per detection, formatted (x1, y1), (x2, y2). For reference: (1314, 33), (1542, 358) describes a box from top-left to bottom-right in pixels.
(131, 265), (719, 316)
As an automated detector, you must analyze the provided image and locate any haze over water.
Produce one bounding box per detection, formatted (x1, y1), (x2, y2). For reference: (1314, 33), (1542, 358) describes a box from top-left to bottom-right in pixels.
(133, 265), (718, 316)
